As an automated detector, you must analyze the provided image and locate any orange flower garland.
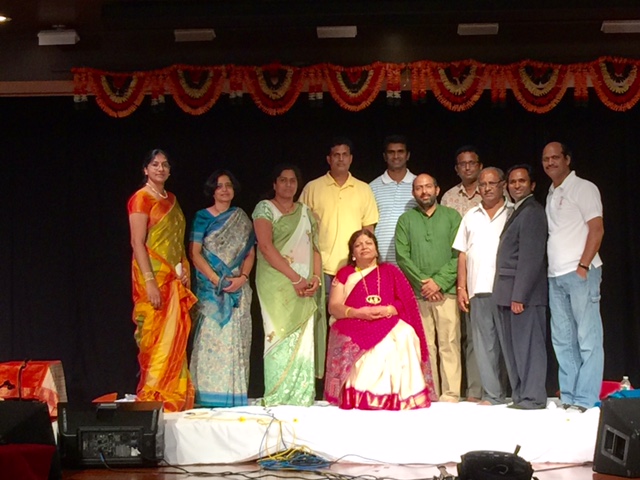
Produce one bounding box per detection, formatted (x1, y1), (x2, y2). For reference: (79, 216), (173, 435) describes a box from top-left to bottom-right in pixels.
(82, 68), (147, 118)
(506, 60), (569, 113)
(425, 60), (487, 111)
(324, 62), (386, 112)
(589, 56), (640, 112)
(166, 65), (226, 115)
(244, 64), (303, 115)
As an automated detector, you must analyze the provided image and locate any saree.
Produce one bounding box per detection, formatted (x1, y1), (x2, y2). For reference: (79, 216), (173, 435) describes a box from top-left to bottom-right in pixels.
(252, 200), (326, 406)
(324, 263), (437, 410)
(189, 207), (255, 407)
(128, 189), (197, 413)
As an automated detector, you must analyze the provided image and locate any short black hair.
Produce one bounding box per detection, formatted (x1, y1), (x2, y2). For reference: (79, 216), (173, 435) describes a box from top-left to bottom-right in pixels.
(267, 163), (303, 200)
(454, 145), (480, 165)
(204, 169), (241, 199)
(383, 135), (409, 152)
(507, 164), (535, 184)
(329, 136), (354, 154)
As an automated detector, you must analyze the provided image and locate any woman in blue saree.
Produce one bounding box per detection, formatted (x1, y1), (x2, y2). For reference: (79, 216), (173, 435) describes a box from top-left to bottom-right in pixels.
(189, 170), (256, 407)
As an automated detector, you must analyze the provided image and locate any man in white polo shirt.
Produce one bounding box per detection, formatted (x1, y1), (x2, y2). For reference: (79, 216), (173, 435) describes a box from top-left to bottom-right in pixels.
(453, 167), (512, 405)
(542, 141), (604, 412)
(369, 135), (417, 264)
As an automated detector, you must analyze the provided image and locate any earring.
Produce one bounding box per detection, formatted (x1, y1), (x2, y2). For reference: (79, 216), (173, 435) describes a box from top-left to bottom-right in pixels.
(352, 256), (355, 261)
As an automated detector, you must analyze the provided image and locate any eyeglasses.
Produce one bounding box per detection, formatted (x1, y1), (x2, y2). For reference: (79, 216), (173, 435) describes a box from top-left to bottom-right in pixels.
(478, 181), (503, 189)
(216, 182), (234, 189)
(456, 161), (479, 168)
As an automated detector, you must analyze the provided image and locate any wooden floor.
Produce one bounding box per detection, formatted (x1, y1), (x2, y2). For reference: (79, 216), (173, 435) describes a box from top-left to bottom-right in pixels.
(59, 461), (628, 480)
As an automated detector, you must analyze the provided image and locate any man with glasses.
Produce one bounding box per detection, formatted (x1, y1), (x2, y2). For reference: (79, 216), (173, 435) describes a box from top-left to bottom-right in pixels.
(442, 146), (484, 403)
(453, 167), (512, 406)
(542, 141), (604, 412)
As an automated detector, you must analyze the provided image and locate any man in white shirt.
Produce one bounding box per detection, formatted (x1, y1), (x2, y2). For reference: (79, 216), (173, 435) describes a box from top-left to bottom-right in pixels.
(369, 135), (417, 264)
(542, 141), (604, 412)
(453, 167), (512, 405)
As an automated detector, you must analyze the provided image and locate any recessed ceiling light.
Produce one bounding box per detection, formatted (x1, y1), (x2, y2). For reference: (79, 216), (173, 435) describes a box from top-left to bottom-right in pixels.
(457, 23), (499, 36)
(174, 28), (216, 42)
(317, 26), (357, 38)
(0, 15), (12, 23)
(601, 20), (640, 34)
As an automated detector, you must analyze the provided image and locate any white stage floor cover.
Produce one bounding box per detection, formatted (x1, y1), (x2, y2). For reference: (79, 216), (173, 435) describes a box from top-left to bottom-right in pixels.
(163, 400), (600, 466)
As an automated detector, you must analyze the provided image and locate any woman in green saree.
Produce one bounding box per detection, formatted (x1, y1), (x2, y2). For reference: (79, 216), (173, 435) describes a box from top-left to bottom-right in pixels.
(252, 165), (326, 406)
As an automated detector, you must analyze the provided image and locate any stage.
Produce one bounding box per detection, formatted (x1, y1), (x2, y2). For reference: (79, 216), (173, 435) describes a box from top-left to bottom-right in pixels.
(163, 399), (600, 466)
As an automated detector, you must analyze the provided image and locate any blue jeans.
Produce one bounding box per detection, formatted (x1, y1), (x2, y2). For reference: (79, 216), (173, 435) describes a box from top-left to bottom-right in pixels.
(549, 267), (604, 409)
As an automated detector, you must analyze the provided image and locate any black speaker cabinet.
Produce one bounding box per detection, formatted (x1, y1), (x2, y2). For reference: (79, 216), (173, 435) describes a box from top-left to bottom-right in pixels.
(594, 397), (640, 478)
(58, 401), (164, 468)
(0, 400), (62, 480)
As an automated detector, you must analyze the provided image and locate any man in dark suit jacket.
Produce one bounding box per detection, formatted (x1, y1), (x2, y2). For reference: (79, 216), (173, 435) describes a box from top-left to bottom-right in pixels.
(494, 164), (548, 410)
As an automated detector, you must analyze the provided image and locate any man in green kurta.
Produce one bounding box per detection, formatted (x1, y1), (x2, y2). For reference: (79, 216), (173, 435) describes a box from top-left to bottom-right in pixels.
(395, 173), (462, 402)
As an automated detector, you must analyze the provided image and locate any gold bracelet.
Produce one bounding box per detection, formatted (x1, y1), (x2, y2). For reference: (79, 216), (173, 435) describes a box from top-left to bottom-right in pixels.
(291, 275), (303, 285)
(345, 307), (352, 318)
(143, 272), (155, 282)
(312, 274), (322, 286)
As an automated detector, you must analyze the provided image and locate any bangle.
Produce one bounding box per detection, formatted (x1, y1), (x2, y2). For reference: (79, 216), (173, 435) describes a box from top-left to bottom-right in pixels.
(143, 272), (155, 282)
(578, 263), (589, 271)
(312, 274), (322, 286)
(457, 286), (466, 290)
(291, 275), (303, 285)
(241, 272), (249, 280)
(345, 307), (352, 318)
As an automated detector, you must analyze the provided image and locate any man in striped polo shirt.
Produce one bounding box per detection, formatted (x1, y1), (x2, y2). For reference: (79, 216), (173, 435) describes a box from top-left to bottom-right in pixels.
(369, 135), (417, 264)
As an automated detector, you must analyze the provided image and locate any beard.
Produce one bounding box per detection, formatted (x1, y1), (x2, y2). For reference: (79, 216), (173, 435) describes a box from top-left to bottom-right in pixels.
(416, 194), (437, 210)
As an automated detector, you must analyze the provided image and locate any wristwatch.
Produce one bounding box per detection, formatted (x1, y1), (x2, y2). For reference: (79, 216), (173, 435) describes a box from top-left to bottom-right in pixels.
(578, 262), (590, 271)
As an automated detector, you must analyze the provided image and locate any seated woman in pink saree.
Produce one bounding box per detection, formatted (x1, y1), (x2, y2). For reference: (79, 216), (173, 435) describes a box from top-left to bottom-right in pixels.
(324, 229), (437, 410)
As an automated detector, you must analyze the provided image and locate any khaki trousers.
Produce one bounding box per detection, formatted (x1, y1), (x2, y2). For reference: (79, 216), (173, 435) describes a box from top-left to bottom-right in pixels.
(418, 294), (461, 400)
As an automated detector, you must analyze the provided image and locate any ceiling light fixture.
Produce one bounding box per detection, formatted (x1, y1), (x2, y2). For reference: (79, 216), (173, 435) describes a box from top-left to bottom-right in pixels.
(0, 15), (11, 23)
(316, 26), (357, 39)
(457, 23), (499, 36)
(38, 27), (79, 46)
(601, 20), (640, 34)
(174, 28), (216, 42)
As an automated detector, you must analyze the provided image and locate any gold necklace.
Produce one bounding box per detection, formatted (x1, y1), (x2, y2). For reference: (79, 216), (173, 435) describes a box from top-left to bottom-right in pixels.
(273, 198), (294, 214)
(146, 182), (168, 199)
(358, 265), (381, 305)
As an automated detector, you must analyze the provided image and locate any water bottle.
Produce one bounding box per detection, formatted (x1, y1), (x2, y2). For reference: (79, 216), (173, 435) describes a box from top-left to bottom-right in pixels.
(620, 376), (632, 391)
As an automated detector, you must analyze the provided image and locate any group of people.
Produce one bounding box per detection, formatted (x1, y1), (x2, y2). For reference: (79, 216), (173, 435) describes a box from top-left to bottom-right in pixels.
(127, 136), (604, 414)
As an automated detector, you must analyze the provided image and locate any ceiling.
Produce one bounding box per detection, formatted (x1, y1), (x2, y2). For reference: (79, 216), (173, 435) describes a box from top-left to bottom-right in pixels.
(1, 1), (640, 88)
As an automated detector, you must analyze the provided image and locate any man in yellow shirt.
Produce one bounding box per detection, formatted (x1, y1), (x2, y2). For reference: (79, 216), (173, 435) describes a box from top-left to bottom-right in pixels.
(300, 137), (379, 290)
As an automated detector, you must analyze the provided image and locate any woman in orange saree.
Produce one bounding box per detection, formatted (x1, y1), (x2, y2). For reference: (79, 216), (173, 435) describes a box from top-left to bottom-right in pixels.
(128, 149), (197, 412)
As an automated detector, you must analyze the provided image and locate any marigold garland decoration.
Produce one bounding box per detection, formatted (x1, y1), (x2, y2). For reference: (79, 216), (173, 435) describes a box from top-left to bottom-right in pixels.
(488, 65), (507, 106)
(166, 65), (226, 115)
(72, 57), (640, 116)
(589, 56), (640, 112)
(426, 60), (486, 111)
(409, 61), (428, 103)
(507, 61), (569, 113)
(83, 69), (147, 118)
(324, 62), (385, 111)
(570, 63), (590, 106)
(244, 63), (303, 115)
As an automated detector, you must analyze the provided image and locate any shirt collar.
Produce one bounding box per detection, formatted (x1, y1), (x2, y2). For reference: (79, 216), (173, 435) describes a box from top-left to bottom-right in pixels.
(324, 171), (354, 186)
(381, 169), (416, 185)
(456, 182), (481, 199)
(514, 194), (533, 210)
(548, 170), (576, 194)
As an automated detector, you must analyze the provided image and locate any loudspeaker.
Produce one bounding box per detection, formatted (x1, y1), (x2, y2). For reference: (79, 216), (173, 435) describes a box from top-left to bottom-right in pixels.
(58, 401), (163, 468)
(0, 400), (62, 480)
(594, 397), (640, 477)
(457, 450), (533, 480)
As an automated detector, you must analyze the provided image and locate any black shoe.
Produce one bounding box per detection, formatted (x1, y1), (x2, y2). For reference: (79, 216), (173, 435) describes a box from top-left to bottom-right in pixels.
(508, 403), (546, 410)
(567, 405), (587, 413)
(561, 403), (572, 409)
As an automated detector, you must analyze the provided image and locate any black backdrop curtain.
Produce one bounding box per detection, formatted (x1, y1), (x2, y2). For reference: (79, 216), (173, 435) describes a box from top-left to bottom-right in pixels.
(1, 92), (638, 403)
